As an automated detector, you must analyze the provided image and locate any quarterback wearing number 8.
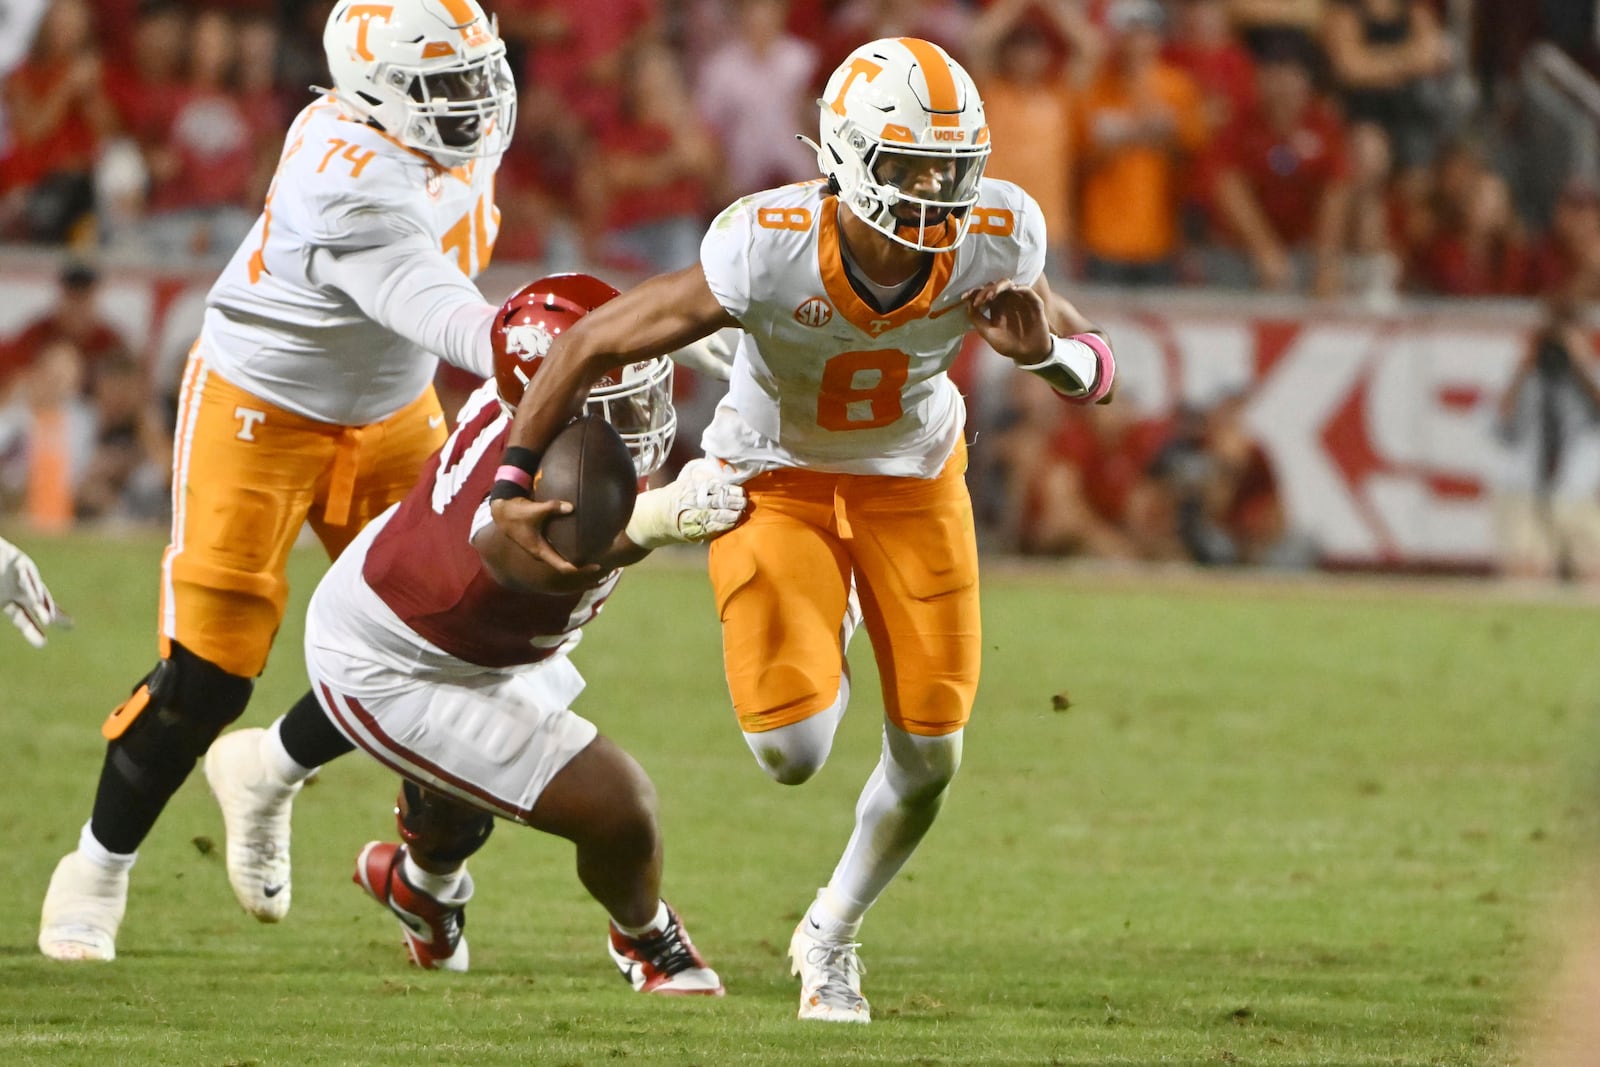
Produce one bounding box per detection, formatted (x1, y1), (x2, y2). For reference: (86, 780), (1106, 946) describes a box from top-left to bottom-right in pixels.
(490, 38), (1115, 1022)
(40, 0), (518, 962)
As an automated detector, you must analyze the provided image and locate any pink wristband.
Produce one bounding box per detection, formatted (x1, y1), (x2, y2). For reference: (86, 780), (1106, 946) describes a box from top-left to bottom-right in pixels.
(494, 465), (534, 491)
(1071, 332), (1116, 404)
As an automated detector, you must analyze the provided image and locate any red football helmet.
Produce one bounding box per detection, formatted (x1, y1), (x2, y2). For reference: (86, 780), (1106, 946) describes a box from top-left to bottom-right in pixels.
(490, 273), (676, 476)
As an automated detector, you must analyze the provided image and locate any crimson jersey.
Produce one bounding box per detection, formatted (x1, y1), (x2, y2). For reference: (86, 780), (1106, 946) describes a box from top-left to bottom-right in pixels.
(360, 382), (620, 669)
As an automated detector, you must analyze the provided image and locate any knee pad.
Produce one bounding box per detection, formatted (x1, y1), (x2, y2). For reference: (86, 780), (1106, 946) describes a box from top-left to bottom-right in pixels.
(883, 725), (963, 802)
(397, 781), (494, 866)
(105, 642), (255, 793)
(743, 701), (845, 786)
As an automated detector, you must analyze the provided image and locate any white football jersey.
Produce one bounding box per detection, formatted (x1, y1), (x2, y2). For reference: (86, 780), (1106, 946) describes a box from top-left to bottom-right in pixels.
(700, 178), (1046, 478)
(200, 96), (501, 425)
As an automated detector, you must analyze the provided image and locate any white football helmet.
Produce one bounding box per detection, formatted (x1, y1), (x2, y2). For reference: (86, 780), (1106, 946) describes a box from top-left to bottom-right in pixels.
(323, 0), (515, 168)
(808, 37), (990, 251)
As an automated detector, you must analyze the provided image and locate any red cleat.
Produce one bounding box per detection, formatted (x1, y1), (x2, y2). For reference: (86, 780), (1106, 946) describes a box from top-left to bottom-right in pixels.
(353, 841), (472, 972)
(607, 904), (724, 995)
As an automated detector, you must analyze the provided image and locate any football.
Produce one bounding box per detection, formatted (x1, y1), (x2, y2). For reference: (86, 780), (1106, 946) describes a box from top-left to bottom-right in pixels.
(532, 415), (638, 565)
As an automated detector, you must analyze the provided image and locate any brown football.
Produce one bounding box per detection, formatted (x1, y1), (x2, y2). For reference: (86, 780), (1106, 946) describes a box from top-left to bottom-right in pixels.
(531, 415), (638, 565)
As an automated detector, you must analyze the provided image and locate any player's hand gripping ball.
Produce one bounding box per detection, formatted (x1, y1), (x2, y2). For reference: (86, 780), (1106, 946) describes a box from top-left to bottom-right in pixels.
(532, 415), (638, 565)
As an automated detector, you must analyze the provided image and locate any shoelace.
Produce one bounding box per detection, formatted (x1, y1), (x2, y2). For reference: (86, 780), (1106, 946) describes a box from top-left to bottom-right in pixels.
(438, 908), (465, 944)
(805, 941), (867, 1006)
(629, 918), (699, 977)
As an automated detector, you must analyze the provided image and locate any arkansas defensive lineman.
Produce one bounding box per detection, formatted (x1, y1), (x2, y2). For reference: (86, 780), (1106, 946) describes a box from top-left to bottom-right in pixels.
(203, 274), (743, 989)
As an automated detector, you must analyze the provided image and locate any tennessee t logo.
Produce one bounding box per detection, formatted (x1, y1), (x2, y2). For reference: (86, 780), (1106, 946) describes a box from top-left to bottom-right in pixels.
(345, 4), (394, 62)
(828, 58), (883, 116)
(234, 406), (267, 441)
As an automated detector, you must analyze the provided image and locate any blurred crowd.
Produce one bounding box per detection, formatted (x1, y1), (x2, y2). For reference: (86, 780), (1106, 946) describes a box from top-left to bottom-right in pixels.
(0, 262), (172, 532)
(2, 0), (1599, 578)
(4, 0), (1599, 295)
(972, 372), (1314, 567)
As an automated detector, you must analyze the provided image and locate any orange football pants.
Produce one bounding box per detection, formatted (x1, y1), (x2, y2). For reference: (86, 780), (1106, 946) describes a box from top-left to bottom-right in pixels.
(709, 440), (980, 737)
(159, 357), (446, 677)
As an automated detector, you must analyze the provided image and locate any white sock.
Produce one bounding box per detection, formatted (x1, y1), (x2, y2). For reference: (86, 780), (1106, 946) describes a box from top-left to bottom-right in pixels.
(78, 822), (136, 873)
(614, 899), (670, 938)
(264, 718), (316, 786)
(820, 728), (962, 934)
(805, 888), (862, 940)
(401, 851), (466, 902)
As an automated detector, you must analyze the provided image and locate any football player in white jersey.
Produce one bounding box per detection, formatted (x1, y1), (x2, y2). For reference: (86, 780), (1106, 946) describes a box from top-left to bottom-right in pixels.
(203, 274), (741, 990)
(485, 38), (1116, 1022)
(39, 0), (520, 962)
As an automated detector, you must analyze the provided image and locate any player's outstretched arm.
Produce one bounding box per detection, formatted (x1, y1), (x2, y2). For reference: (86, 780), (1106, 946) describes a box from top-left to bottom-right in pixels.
(0, 536), (66, 648)
(473, 461), (747, 587)
(491, 266), (739, 570)
(579, 458), (749, 572)
(965, 276), (1115, 404)
(1031, 274), (1105, 341)
(617, 459), (747, 554)
(311, 236), (499, 378)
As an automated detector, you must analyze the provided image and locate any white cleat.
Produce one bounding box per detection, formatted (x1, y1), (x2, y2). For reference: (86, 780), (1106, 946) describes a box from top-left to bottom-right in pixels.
(789, 919), (871, 1023)
(39, 851), (128, 961)
(205, 728), (301, 922)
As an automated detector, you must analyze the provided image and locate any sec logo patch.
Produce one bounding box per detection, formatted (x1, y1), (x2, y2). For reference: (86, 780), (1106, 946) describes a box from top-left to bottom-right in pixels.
(794, 298), (833, 327)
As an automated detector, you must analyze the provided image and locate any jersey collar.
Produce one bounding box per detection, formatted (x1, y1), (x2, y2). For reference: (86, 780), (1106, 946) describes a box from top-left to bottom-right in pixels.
(818, 198), (954, 338)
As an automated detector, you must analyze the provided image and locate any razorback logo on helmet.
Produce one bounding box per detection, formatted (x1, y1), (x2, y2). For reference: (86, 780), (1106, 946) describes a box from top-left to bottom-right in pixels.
(503, 321), (553, 359)
(794, 298), (833, 327)
(489, 273), (676, 476)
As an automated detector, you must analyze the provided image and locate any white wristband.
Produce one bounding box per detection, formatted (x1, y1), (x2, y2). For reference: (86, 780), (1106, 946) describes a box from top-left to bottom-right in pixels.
(623, 486), (679, 550)
(1017, 334), (1101, 395)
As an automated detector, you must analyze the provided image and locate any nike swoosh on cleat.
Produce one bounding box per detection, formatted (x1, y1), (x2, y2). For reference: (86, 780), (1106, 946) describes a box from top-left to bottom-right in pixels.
(262, 883), (285, 898)
(392, 906), (430, 937)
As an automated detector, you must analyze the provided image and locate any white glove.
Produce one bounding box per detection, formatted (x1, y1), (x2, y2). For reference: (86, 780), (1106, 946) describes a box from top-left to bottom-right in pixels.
(625, 458), (748, 548)
(668, 330), (737, 382)
(0, 536), (65, 648)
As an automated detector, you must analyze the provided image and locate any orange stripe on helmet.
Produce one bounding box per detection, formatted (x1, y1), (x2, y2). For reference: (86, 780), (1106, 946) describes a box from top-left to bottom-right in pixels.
(897, 37), (960, 127)
(436, 0), (491, 46)
(437, 0), (478, 25)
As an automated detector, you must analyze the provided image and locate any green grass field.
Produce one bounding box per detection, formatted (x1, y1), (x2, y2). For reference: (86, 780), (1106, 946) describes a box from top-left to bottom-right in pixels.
(2, 532), (1597, 1066)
